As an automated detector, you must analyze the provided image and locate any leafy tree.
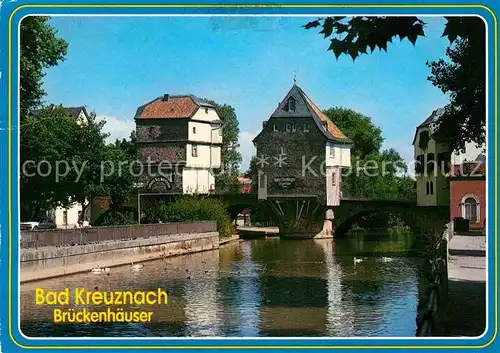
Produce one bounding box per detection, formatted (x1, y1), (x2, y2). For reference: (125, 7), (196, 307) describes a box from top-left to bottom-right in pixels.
(20, 107), (81, 219)
(20, 16), (68, 118)
(305, 16), (485, 151)
(204, 100), (242, 192)
(70, 111), (110, 216)
(323, 107), (383, 158)
(244, 156), (259, 193)
(324, 107), (413, 201)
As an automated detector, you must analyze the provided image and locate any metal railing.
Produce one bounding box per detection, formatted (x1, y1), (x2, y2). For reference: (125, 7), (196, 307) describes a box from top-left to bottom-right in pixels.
(20, 221), (217, 249)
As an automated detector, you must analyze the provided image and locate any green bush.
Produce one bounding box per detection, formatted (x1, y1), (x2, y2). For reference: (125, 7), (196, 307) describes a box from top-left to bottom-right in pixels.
(144, 197), (235, 238)
(94, 208), (138, 226)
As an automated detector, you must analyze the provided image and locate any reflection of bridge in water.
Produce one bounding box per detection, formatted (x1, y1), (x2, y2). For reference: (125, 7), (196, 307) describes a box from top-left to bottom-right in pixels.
(217, 193), (449, 239)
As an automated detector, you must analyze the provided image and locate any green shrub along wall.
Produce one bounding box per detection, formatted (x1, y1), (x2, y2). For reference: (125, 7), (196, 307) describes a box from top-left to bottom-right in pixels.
(144, 197), (235, 238)
(94, 207), (138, 226)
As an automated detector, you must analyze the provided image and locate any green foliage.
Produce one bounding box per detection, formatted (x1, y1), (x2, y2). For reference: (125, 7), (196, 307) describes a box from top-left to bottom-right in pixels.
(20, 107), (137, 220)
(203, 100), (242, 192)
(20, 107), (80, 219)
(304, 16), (425, 60)
(244, 156), (259, 193)
(323, 107), (383, 158)
(94, 208), (138, 227)
(144, 197), (235, 238)
(323, 107), (414, 201)
(100, 131), (138, 209)
(427, 26), (485, 151)
(20, 17), (68, 118)
(306, 16), (485, 151)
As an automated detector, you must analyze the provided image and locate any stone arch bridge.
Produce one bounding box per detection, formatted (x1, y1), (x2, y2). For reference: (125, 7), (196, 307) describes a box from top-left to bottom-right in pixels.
(215, 194), (450, 238)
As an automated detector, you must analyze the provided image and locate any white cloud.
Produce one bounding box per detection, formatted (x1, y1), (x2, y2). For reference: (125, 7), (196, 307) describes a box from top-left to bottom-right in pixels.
(98, 115), (135, 143)
(238, 130), (258, 172)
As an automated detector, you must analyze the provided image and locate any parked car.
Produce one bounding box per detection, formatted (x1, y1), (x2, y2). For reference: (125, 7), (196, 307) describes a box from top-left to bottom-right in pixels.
(20, 221), (39, 231)
(38, 218), (57, 230)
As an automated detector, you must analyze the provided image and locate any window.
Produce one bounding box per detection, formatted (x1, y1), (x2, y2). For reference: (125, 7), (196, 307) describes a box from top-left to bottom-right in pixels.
(205, 108), (209, 114)
(273, 125), (278, 132)
(286, 124), (291, 132)
(292, 124), (297, 132)
(462, 196), (480, 222)
(332, 172), (336, 186)
(304, 123), (310, 132)
(426, 153), (435, 174)
(415, 155), (425, 175)
(426, 181), (429, 195)
(288, 97), (296, 112)
(419, 130), (430, 149)
(63, 210), (68, 225)
(330, 145), (335, 158)
(193, 126), (196, 134)
(192, 145), (198, 157)
(429, 181), (434, 195)
(218, 127), (223, 136)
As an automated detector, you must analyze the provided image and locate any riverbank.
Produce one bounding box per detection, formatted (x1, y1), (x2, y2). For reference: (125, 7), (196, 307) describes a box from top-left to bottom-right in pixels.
(21, 232), (241, 284)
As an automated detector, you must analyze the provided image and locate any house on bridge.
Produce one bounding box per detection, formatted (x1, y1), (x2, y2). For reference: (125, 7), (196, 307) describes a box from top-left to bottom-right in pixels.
(134, 93), (223, 196)
(413, 108), (486, 231)
(252, 83), (353, 206)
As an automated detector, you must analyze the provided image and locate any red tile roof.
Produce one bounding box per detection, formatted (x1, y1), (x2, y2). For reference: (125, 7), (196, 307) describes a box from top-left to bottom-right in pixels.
(134, 95), (216, 120)
(301, 92), (348, 140)
(135, 97), (197, 119)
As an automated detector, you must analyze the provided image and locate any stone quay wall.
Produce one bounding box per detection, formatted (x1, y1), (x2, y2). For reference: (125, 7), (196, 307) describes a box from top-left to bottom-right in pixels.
(20, 221), (218, 283)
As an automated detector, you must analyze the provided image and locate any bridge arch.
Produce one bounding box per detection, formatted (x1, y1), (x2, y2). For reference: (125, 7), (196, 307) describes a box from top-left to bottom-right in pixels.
(333, 200), (450, 238)
(334, 209), (418, 237)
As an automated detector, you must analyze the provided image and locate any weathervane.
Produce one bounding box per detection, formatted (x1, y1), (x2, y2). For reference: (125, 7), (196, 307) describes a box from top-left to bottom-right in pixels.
(293, 71), (297, 84)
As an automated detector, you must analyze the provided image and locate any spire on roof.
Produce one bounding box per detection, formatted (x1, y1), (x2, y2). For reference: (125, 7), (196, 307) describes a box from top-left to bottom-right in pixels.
(293, 71), (297, 85)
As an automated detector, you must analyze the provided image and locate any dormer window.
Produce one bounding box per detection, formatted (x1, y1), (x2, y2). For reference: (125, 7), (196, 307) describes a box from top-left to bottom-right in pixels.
(288, 97), (296, 112)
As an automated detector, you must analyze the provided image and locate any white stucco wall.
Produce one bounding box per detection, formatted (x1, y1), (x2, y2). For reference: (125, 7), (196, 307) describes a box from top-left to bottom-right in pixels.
(188, 121), (212, 143)
(325, 143), (351, 168)
(182, 168), (215, 194)
(186, 144), (221, 169)
(191, 106), (220, 122)
(54, 203), (83, 229)
(326, 166), (341, 206)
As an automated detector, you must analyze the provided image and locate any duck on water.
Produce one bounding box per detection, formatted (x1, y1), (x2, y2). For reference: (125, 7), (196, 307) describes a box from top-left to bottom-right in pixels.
(131, 262), (144, 271)
(91, 265), (110, 274)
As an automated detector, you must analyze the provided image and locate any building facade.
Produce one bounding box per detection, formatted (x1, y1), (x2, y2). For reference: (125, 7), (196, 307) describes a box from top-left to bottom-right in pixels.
(449, 173), (486, 230)
(413, 108), (486, 207)
(135, 94), (222, 196)
(253, 84), (353, 206)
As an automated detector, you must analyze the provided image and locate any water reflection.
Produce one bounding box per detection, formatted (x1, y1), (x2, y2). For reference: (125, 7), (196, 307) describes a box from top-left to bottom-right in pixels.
(21, 232), (420, 337)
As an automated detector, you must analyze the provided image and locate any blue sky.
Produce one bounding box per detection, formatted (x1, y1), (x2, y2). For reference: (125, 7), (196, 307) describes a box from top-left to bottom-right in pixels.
(43, 16), (450, 171)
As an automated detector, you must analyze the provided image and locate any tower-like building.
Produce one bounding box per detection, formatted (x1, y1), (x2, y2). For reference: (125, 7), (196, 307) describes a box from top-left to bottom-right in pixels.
(253, 83), (353, 206)
(134, 94), (222, 196)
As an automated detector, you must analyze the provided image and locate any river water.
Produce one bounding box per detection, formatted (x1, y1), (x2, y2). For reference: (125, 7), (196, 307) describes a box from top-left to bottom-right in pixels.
(20, 232), (422, 337)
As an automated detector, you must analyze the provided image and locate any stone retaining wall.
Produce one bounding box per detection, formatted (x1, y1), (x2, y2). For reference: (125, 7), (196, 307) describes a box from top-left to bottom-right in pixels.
(20, 221), (219, 283)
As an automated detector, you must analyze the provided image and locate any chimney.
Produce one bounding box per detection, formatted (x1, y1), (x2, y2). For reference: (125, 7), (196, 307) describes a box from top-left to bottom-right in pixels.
(163, 94), (170, 101)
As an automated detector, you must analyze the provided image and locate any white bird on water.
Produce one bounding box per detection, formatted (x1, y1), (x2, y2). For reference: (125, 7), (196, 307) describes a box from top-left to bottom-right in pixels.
(354, 257), (363, 264)
(130, 262), (144, 271)
(91, 265), (110, 274)
(382, 257), (393, 262)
